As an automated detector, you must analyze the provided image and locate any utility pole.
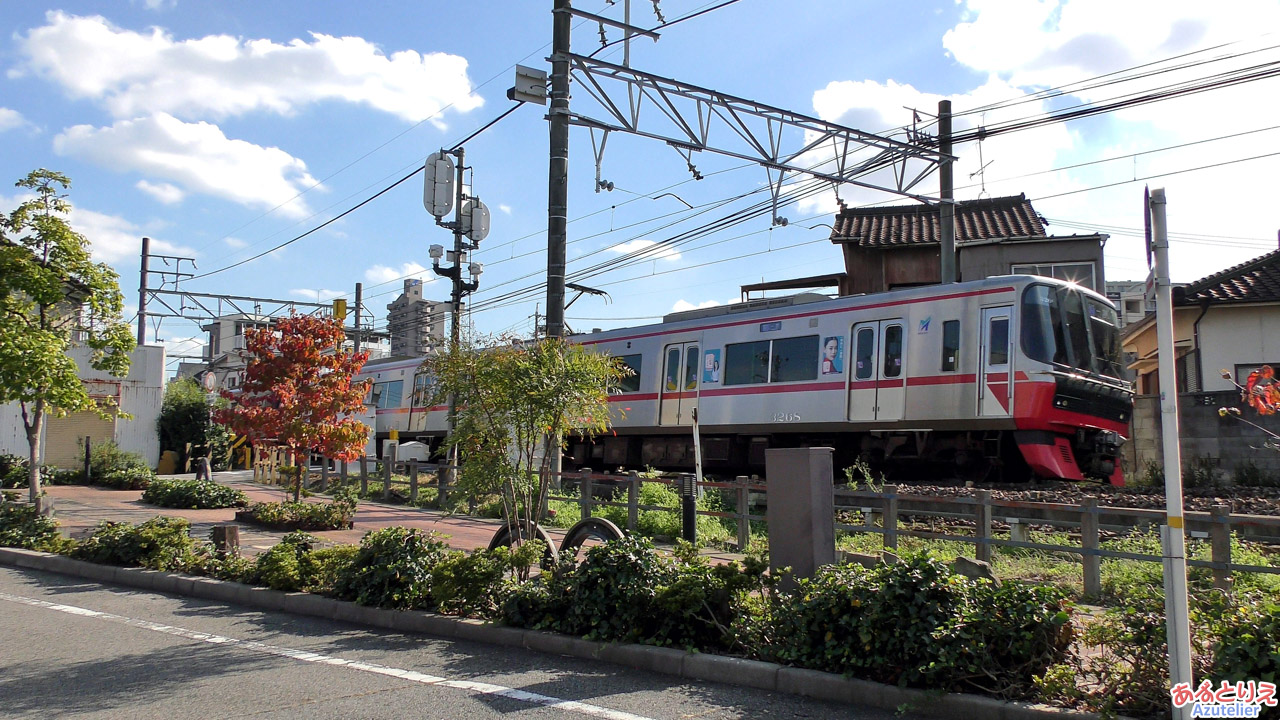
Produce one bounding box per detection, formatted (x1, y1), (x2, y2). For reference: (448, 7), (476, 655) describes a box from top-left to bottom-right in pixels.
(938, 100), (956, 284)
(353, 282), (363, 355)
(1151, 187), (1192, 720)
(137, 236), (150, 345)
(546, 0), (571, 340)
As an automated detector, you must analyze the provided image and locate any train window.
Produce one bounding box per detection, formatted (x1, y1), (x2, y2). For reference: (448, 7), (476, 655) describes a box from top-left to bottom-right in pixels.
(375, 380), (403, 409)
(941, 320), (960, 372)
(988, 318), (1009, 365)
(616, 354), (642, 393)
(411, 374), (431, 406)
(854, 328), (874, 380)
(685, 345), (700, 390)
(724, 340), (770, 386)
(665, 348), (681, 391)
(770, 335), (819, 383)
(883, 325), (904, 378)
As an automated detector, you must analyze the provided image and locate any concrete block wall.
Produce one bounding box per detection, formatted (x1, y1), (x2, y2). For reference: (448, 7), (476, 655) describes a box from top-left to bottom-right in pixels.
(1126, 391), (1280, 483)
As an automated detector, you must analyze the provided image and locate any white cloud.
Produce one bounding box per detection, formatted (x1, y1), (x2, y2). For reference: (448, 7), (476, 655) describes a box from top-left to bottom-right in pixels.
(223, 237), (247, 249)
(14, 12), (484, 125)
(72, 205), (194, 265)
(0, 107), (24, 132)
(289, 288), (345, 302)
(364, 262), (433, 285)
(55, 113), (318, 218)
(137, 0), (176, 10)
(498, 204), (512, 215)
(671, 299), (721, 313)
(135, 179), (184, 204)
(606, 239), (682, 262)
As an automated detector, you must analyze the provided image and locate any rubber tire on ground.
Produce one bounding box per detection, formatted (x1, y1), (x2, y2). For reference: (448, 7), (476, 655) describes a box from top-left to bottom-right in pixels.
(487, 522), (559, 567)
(561, 517), (625, 555)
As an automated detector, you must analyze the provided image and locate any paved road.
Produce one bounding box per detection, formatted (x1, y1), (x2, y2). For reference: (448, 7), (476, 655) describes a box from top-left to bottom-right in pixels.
(0, 566), (907, 720)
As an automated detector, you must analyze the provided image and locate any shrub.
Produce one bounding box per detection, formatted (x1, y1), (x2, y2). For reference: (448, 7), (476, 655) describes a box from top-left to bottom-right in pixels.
(97, 466), (156, 490)
(238, 487), (357, 531)
(1, 461), (59, 489)
(70, 517), (196, 570)
(332, 527), (452, 609)
(89, 441), (149, 477)
(647, 545), (772, 651)
(299, 545), (360, 595)
(430, 541), (545, 618)
(557, 535), (675, 641)
(1204, 590), (1280, 689)
(0, 503), (63, 550)
(1234, 460), (1280, 488)
(254, 531), (318, 592)
(143, 478), (247, 509)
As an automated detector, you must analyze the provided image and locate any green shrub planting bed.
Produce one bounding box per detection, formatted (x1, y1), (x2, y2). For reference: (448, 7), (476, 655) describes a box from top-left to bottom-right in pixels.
(142, 478), (247, 509)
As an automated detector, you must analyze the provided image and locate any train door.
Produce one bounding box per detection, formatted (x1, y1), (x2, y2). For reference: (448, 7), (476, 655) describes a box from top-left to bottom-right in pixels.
(848, 320), (904, 421)
(978, 306), (1013, 416)
(659, 342), (699, 425)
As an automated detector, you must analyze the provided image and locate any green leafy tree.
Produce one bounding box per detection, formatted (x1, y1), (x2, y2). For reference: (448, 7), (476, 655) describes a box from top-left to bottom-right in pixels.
(157, 377), (234, 471)
(0, 169), (133, 507)
(424, 335), (626, 544)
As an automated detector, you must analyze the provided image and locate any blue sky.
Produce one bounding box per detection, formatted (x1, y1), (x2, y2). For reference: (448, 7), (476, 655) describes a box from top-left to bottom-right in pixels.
(3, 0), (1279, 371)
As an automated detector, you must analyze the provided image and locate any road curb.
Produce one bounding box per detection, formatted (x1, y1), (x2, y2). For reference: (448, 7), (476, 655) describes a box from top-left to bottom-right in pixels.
(0, 547), (1110, 719)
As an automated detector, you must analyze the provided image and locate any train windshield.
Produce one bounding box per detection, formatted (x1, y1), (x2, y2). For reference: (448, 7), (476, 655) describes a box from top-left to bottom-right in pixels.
(1021, 284), (1124, 380)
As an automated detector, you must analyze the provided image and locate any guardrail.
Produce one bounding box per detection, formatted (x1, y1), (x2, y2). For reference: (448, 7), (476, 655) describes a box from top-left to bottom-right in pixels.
(834, 485), (1280, 595)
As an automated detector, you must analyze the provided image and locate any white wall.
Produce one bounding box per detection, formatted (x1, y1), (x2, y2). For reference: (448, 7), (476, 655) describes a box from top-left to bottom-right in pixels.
(0, 344), (165, 465)
(1197, 304), (1280, 392)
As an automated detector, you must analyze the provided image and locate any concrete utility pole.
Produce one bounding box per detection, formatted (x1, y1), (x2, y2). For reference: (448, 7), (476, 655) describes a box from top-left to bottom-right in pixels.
(353, 282), (363, 355)
(546, 0), (571, 340)
(137, 236), (150, 345)
(1151, 187), (1193, 720)
(938, 100), (956, 284)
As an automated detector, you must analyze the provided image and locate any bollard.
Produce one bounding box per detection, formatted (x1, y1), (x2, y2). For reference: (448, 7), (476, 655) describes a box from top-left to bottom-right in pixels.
(1210, 504), (1232, 592)
(974, 490), (993, 563)
(211, 525), (240, 555)
(84, 436), (92, 484)
(883, 484), (899, 550)
(679, 473), (697, 544)
(627, 471), (640, 532)
(359, 457), (368, 496)
(409, 459), (419, 504)
(736, 475), (751, 552)
(1081, 497), (1101, 597)
(580, 468), (594, 520)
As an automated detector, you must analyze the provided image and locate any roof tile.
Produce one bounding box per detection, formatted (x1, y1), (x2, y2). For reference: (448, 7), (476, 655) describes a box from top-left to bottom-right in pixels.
(831, 194), (1047, 247)
(1177, 248), (1280, 304)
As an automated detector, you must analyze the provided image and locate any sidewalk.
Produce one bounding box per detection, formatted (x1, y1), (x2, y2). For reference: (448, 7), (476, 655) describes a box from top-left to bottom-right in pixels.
(44, 470), (746, 563)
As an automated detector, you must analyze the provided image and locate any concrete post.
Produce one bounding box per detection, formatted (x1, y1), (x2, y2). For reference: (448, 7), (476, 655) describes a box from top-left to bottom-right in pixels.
(627, 471), (639, 532)
(974, 489), (993, 563)
(339, 460), (348, 488)
(211, 525), (240, 555)
(579, 468), (593, 520)
(765, 447), (836, 587)
(1081, 497), (1101, 597)
(359, 456), (368, 496)
(382, 458), (392, 502)
(1210, 504), (1232, 592)
(883, 484), (899, 550)
(409, 459), (420, 504)
(736, 475), (751, 552)
(1009, 518), (1030, 544)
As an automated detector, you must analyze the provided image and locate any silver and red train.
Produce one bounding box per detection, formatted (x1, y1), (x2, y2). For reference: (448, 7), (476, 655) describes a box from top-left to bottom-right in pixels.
(356, 275), (1134, 483)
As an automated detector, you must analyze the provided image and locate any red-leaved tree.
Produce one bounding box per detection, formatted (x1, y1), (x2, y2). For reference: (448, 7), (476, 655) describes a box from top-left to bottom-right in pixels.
(215, 314), (371, 501)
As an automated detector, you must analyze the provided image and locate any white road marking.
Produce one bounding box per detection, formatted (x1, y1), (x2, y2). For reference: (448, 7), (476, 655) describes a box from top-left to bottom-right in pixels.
(0, 590), (655, 720)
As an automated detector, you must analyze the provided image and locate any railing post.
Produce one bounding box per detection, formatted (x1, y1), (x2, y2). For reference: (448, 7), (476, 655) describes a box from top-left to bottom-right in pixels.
(1210, 504), (1233, 592)
(382, 457), (392, 502)
(1081, 497), (1101, 597)
(320, 457), (329, 491)
(883, 484), (899, 550)
(339, 459), (348, 488)
(579, 468), (593, 520)
(627, 471), (639, 532)
(736, 475), (751, 552)
(359, 456), (368, 496)
(974, 489), (992, 563)
(409, 459), (420, 504)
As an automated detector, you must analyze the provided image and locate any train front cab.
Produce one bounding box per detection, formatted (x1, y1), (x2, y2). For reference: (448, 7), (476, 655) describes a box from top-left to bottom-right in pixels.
(1011, 282), (1133, 485)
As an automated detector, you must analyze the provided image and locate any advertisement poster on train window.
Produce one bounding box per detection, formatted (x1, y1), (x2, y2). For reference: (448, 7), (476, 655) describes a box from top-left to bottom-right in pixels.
(821, 336), (843, 375)
(703, 349), (721, 383)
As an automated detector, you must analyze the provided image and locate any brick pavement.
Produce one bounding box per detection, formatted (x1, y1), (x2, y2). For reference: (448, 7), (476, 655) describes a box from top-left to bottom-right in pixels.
(43, 471), (744, 563)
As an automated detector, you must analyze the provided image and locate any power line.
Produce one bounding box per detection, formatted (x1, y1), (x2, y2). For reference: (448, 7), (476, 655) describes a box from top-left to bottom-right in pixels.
(1032, 149), (1280, 202)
